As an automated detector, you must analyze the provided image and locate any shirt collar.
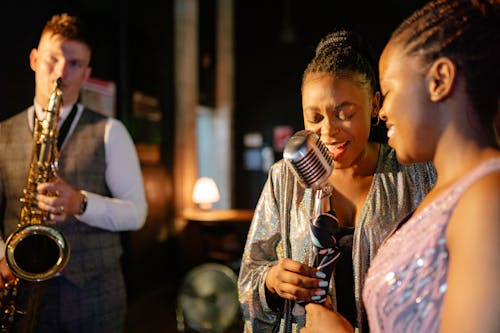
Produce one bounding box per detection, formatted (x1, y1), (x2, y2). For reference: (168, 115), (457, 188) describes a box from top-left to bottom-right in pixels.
(33, 98), (76, 122)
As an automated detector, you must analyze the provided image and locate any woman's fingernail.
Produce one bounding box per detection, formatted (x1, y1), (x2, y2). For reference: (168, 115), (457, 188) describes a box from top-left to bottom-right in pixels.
(316, 271), (326, 279)
(318, 280), (328, 287)
(315, 289), (326, 296)
(311, 295), (321, 301)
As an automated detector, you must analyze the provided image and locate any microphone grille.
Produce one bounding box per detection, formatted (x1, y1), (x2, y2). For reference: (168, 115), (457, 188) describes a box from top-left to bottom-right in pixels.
(283, 130), (333, 190)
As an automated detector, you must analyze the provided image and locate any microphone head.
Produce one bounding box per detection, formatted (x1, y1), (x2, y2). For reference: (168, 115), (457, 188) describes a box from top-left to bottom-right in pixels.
(283, 130), (333, 190)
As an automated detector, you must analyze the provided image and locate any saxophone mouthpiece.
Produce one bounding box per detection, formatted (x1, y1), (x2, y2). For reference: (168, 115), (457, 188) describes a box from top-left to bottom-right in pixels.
(55, 77), (63, 88)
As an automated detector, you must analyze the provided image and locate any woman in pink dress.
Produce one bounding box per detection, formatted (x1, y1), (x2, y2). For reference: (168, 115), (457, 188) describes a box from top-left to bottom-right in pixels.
(301, 0), (500, 332)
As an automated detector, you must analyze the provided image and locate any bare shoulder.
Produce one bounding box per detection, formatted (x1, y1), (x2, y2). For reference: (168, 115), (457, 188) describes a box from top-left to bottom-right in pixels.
(462, 170), (500, 204)
(447, 169), (500, 248)
(443, 164), (500, 333)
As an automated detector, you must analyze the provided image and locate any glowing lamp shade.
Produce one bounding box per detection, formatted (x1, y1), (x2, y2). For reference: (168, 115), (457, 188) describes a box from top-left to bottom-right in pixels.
(192, 177), (220, 210)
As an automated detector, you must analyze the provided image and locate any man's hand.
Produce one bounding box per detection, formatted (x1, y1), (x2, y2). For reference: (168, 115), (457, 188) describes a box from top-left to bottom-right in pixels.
(0, 258), (16, 289)
(37, 176), (86, 222)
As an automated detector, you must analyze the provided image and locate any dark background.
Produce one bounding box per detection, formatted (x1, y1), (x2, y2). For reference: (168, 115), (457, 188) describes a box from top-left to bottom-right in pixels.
(0, 1), (429, 329)
(0, 0), (429, 209)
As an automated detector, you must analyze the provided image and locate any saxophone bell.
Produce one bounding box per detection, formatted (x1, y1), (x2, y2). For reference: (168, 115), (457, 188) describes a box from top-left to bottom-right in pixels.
(5, 224), (70, 281)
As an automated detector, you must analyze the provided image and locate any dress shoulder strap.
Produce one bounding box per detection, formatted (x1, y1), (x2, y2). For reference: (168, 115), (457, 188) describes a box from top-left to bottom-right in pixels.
(455, 158), (500, 193)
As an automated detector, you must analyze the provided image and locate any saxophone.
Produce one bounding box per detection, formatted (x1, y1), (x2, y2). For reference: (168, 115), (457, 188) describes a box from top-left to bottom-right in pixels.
(1, 78), (70, 331)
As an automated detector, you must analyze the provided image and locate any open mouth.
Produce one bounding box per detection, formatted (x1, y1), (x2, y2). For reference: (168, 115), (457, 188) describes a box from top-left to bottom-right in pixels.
(327, 141), (348, 160)
(387, 125), (395, 139)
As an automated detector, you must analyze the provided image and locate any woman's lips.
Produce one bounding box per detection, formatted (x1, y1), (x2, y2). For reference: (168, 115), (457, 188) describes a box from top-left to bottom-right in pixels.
(327, 142), (348, 160)
(387, 126), (395, 139)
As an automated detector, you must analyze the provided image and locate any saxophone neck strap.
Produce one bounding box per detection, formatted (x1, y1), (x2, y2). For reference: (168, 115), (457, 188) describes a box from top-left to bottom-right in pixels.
(33, 104), (79, 151)
(57, 104), (79, 150)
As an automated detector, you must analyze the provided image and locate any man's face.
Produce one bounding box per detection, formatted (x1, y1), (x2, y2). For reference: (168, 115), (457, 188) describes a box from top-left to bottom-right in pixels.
(30, 33), (92, 108)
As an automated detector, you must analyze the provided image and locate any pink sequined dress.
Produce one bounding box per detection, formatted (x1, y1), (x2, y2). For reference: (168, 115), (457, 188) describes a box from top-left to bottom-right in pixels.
(363, 158), (500, 333)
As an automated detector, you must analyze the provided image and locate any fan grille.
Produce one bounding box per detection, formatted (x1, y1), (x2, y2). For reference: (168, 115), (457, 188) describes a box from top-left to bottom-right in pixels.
(177, 263), (240, 332)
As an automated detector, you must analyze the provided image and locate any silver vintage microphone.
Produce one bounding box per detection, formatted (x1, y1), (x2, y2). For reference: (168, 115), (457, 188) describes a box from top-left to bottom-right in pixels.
(283, 130), (333, 188)
(283, 129), (334, 213)
(283, 130), (340, 307)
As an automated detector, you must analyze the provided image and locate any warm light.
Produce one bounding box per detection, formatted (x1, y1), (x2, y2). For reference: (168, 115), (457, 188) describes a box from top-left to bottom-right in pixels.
(192, 177), (220, 210)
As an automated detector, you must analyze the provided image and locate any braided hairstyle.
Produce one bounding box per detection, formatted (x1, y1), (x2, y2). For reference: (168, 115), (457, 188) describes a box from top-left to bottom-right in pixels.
(302, 30), (386, 142)
(391, 0), (500, 144)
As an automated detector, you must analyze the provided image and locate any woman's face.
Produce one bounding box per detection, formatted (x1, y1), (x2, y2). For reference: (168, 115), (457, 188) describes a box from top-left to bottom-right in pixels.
(378, 41), (437, 164)
(302, 73), (377, 169)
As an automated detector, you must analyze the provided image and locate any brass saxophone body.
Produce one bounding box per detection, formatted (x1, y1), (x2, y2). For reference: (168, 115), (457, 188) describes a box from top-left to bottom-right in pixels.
(5, 77), (70, 281)
(0, 78), (70, 331)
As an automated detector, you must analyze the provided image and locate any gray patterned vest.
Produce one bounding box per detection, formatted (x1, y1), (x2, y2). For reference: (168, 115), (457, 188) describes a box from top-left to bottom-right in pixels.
(0, 108), (123, 287)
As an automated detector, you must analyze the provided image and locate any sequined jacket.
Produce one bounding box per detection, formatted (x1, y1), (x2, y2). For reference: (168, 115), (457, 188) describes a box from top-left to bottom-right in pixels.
(238, 144), (436, 333)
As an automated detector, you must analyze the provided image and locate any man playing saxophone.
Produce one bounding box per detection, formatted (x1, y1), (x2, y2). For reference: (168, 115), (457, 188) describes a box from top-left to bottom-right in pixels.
(0, 13), (147, 332)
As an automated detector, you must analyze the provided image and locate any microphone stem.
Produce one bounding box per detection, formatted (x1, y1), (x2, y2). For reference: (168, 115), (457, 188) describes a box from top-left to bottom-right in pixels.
(314, 188), (331, 217)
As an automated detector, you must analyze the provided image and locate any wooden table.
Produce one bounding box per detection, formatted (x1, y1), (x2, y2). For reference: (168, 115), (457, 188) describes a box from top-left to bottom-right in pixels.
(180, 208), (254, 272)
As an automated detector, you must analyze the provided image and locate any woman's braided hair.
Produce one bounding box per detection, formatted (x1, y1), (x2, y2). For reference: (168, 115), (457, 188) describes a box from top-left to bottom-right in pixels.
(302, 30), (379, 95)
(391, 0), (500, 143)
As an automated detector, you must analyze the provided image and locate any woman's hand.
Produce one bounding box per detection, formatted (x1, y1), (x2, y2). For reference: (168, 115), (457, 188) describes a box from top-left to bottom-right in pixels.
(301, 303), (355, 333)
(265, 258), (327, 303)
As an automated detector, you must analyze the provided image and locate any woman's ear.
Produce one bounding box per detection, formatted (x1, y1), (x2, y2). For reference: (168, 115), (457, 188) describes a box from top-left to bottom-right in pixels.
(427, 57), (456, 102)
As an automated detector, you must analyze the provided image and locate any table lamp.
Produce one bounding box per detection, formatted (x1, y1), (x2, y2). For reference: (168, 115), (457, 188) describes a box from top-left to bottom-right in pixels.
(192, 177), (220, 210)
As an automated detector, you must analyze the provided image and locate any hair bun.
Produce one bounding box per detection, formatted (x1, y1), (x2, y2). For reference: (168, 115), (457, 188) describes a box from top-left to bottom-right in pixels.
(315, 30), (348, 55)
(315, 30), (377, 71)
